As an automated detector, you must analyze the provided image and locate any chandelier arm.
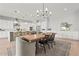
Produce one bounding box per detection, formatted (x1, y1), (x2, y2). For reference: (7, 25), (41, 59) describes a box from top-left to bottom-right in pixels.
(42, 3), (45, 16)
(43, 3), (44, 12)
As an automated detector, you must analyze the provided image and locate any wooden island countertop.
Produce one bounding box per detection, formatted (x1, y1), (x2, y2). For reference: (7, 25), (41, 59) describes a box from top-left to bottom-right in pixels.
(20, 34), (45, 42)
(19, 32), (56, 42)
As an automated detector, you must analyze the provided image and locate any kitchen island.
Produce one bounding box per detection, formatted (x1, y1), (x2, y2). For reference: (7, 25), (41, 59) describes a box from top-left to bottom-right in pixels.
(16, 34), (45, 56)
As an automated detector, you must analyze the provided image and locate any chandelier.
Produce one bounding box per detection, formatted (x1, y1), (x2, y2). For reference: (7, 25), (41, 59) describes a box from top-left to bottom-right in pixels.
(36, 3), (52, 17)
(35, 3), (52, 31)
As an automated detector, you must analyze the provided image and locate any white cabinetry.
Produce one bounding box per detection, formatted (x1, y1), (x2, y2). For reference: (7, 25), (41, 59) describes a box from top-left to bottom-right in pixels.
(55, 31), (79, 40)
(0, 31), (9, 38)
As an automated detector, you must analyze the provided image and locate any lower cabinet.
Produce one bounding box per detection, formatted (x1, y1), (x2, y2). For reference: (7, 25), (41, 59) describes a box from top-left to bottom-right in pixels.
(55, 31), (79, 40)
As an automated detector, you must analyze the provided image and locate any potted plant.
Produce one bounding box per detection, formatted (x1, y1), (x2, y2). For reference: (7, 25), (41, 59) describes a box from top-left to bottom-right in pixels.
(61, 22), (72, 31)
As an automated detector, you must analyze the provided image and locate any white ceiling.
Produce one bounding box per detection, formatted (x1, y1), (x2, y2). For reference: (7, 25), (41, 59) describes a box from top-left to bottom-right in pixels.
(0, 3), (79, 22)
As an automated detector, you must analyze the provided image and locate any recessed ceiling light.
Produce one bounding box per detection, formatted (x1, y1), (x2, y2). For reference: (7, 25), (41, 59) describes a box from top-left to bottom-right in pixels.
(64, 8), (68, 11)
(14, 10), (20, 13)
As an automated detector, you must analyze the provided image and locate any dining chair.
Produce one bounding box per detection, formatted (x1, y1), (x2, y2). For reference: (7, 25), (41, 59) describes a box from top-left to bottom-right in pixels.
(37, 35), (50, 54)
(47, 33), (56, 48)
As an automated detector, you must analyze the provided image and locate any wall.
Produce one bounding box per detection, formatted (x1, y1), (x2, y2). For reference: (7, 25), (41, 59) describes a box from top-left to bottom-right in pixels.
(0, 19), (36, 38)
(20, 22), (36, 31)
(0, 20), (13, 38)
(39, 11), (78, 32)
(0, 19), (13, 31)
(0, 19), (36, 32)
(49, 14), (76, 31)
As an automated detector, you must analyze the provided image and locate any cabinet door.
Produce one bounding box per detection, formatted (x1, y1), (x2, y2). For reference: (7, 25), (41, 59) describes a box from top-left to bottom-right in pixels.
(36, 26), (41, 32)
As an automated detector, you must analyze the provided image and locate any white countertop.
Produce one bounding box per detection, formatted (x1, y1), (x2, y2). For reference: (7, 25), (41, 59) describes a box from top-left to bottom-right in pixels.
(0, 31), (9, 38)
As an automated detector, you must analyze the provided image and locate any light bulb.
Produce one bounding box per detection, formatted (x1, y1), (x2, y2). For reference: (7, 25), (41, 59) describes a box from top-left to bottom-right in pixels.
(36, 10), (39, 13)
(45, 8), (48, 12)
(49, 12), (52, 15)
